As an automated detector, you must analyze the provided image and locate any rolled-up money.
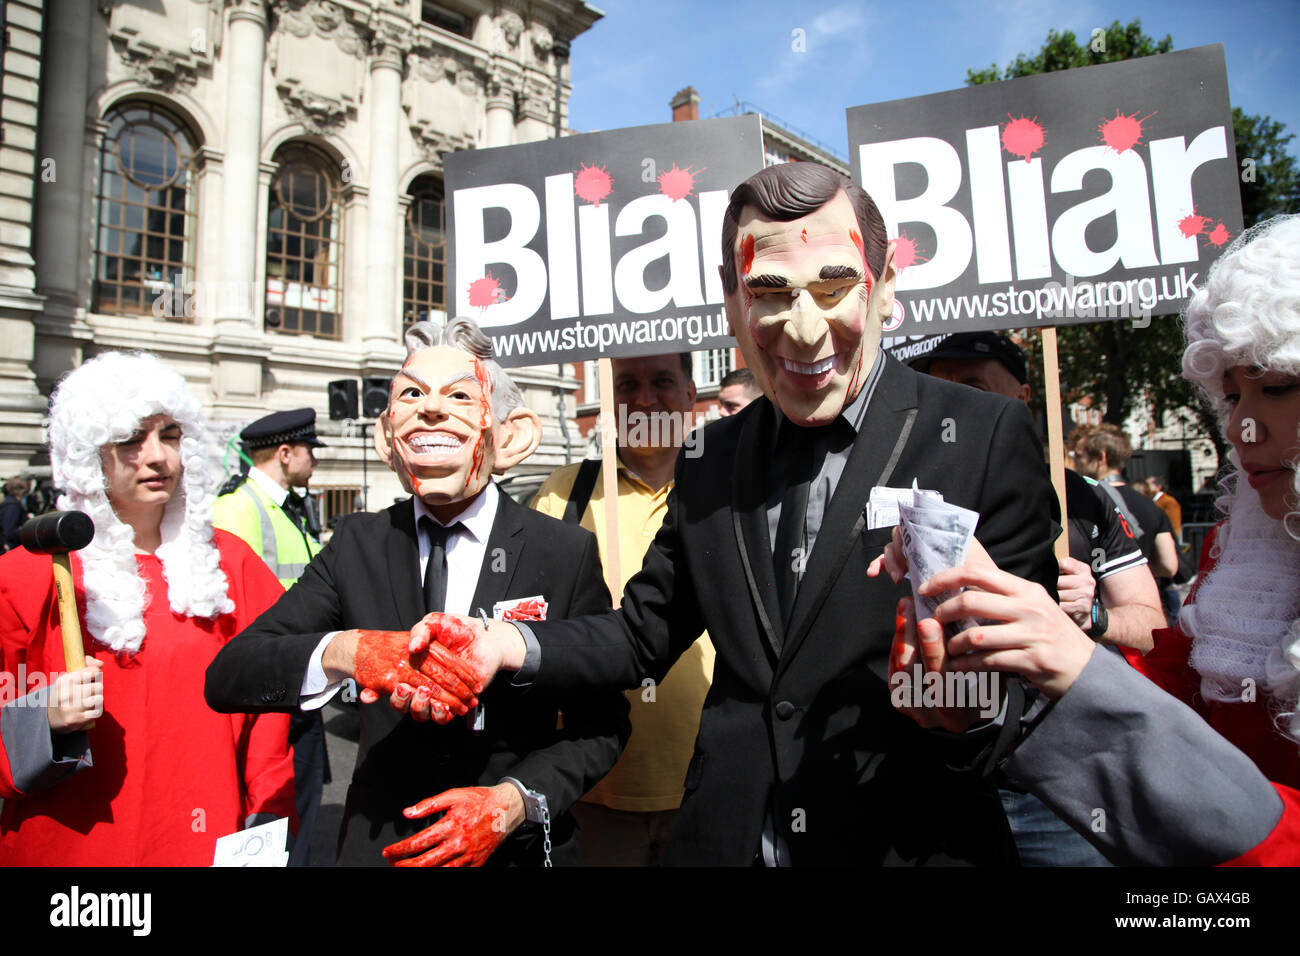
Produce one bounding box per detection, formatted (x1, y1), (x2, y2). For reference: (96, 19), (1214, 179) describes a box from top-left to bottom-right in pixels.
(898, 491), (980, 638)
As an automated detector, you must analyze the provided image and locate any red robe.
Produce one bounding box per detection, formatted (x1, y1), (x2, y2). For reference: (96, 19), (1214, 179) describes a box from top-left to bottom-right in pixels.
(0, 530), (295, 865)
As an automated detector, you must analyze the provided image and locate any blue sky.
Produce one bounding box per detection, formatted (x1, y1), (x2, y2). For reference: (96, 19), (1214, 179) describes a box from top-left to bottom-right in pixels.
(568, 0), (1300, 163)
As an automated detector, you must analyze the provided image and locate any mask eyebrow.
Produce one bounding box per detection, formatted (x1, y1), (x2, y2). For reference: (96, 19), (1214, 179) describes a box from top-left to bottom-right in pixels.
(819, 265), (862, 281)
(394, 368), (431, 391)
(745, 273), (789, 289)
(441, 372), (476, 389)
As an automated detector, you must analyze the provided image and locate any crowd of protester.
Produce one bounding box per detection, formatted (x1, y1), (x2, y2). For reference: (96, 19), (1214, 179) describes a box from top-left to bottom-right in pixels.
(0, 159), (1296, 867)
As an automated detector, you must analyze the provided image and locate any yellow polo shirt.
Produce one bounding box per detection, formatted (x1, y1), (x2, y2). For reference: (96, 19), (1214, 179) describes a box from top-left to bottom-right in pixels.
(531, 459), (715, 812)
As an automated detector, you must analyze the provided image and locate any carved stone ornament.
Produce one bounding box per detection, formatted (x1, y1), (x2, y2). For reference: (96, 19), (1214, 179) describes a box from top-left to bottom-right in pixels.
(531, 24), (553, 60)
(273, 0), (368, 59)
(114, 44), (201, 92)
(409, 123), (477, 164)
(497, 11), (524, 48)
(278, 79), (349, 133)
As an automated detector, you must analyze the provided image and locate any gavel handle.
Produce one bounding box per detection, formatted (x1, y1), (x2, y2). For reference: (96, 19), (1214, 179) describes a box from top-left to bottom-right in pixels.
(51, 554), (86, 670)
(51, 553), (94, 729)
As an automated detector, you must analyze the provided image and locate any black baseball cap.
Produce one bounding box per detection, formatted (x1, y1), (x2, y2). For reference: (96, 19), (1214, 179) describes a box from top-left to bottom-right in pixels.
(240, 408), (326, 450)
(908, 332), (1028, 385)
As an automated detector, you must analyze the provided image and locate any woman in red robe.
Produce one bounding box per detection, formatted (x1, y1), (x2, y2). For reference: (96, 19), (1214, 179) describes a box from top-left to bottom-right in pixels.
(0, 351), (295, 865)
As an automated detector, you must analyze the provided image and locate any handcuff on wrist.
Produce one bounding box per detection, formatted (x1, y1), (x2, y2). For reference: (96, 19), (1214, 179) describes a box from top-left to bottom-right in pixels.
(502, 776), (552, 867)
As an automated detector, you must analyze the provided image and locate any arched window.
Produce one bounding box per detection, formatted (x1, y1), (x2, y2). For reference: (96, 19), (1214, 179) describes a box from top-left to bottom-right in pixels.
(265, 144), (344, 339)
(94, 102), (197, 317)
(403, 175), (447, 327)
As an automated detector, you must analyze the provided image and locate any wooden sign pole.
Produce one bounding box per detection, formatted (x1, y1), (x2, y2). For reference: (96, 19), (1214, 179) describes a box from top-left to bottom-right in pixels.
(1040, 327), (1069, 559)
(596, 357), (623, 598)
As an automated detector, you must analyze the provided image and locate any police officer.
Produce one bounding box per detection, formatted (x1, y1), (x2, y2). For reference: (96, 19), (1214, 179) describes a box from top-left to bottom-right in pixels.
(213, 408), (327, 865)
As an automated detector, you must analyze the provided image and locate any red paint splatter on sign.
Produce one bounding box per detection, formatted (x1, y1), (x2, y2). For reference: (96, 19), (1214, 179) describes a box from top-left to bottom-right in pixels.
(573, 163), (614, 207)
(467, 273), (508, 311)
(1178, 210), (1210, 238)
(657, 164), (704, 202)
(1207, 221), (1232, 247)
(740, 233), (755, 275)
(892, 232), (928, 272)
(1001, 115), (1046, 161)
(1098, 109), (1156, 154)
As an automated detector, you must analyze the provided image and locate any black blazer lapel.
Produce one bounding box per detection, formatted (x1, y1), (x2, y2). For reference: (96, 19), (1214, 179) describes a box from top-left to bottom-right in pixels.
(386, 499), (425, 627)
(467, 489), (525, 617)
(782, 356), (919, 664)
(731, 398), (782, 660)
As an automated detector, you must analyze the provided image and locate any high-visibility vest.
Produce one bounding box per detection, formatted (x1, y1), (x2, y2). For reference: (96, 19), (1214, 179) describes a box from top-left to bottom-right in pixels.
(212, 477), (321, 589)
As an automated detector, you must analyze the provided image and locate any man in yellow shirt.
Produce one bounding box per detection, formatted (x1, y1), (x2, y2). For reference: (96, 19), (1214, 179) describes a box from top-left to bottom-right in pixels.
(531, 353), (713, 865)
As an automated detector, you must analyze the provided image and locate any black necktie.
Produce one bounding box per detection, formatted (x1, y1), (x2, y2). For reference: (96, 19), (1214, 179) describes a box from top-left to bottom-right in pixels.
(772, 422), (822, 627)
(421, 518), (463, 613)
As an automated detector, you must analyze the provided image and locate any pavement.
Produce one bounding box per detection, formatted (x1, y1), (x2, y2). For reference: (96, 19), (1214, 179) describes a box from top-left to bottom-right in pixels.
(305, 694), (360, 866)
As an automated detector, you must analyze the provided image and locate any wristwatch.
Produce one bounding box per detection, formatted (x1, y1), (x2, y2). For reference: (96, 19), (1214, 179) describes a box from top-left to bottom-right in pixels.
(1090, 600), (1109, 638)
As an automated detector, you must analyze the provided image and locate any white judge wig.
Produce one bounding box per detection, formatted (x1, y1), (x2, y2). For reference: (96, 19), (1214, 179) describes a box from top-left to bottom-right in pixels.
(47, 351), (232, 655)
(1178, 215), (1300, 736)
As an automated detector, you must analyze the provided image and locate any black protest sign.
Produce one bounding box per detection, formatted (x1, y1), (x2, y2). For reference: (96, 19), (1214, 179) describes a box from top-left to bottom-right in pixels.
(445, 116), (764, 367)
(847, 45), (1242, 336)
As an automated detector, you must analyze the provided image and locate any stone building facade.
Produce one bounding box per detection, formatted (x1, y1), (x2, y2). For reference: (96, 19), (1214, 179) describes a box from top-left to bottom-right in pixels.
(4, 0), (600, 521)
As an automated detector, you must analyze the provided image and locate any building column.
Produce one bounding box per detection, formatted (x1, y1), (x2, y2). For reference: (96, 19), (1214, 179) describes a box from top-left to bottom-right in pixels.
(215, 2), (267, 329)
(32, 0), (89, 318)
(484, 68), (516, 148)
(1, 0), (54, 473)
(362, 20), (406, 347)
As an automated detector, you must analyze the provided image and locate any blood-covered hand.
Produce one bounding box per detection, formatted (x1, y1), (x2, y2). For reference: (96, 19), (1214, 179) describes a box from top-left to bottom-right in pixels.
(351, 628), (478, 718)
(393, 613), (523, 725)
(888, 597), (986, 732)
(381, 784), (525, 867)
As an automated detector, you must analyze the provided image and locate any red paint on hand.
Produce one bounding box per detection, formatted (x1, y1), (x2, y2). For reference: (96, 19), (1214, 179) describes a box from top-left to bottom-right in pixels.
(382, 786), (514, 867)
(353, 628), (478, 711)
(1001, 115), (1046, 161)
(657, 163), (703, 202)
(574, 163), (614, 207)
(1098, 109), (1156, 154)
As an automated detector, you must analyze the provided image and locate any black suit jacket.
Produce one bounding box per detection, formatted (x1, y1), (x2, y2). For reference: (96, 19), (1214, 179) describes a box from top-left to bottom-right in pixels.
(205, 489), (629, 866)
(525, 354), (1058, 865)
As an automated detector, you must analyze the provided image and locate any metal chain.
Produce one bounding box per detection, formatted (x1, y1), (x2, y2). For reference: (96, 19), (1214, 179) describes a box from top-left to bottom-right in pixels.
(541, 802), (552, 867)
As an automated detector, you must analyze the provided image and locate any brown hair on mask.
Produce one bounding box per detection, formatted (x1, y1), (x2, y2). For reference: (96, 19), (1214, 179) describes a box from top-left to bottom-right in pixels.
(720, 163), (889, 295)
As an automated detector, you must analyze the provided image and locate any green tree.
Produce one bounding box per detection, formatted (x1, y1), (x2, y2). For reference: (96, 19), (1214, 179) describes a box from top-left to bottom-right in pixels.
(969, 19), (1299, 476)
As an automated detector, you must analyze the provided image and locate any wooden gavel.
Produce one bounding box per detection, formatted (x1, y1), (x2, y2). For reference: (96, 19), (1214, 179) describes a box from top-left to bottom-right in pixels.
(20, 511), (95, 676)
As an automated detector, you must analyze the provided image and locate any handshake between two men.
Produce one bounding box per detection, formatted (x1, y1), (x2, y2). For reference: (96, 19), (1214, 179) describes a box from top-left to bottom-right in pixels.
(317, 616), (543, 866)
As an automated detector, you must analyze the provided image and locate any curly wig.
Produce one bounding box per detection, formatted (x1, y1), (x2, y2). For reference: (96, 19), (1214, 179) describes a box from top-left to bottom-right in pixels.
(1177, 215), (1300, 737)
(47, 351), (232, 654)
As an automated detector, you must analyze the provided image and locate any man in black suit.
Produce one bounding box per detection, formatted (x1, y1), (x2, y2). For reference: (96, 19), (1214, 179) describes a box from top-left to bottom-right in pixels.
(387, 164), (1057, 865)
(204, 318), (629, 866)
